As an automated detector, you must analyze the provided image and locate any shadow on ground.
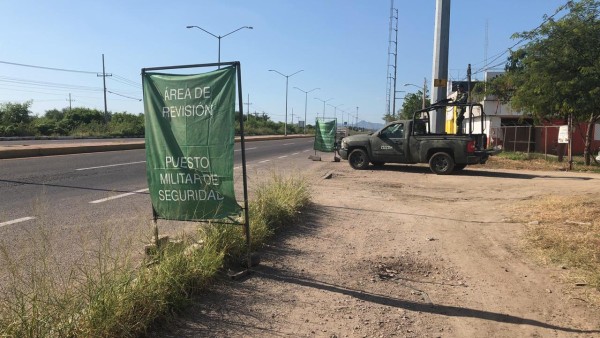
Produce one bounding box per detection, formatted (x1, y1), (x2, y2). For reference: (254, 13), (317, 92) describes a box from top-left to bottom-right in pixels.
(367, 164), (594, 180)
(147, 203), (599, 337)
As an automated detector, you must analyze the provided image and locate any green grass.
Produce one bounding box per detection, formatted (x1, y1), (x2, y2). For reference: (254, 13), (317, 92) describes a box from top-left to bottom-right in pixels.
(488, 151), (600, 173)
(0, 173), (310, 337)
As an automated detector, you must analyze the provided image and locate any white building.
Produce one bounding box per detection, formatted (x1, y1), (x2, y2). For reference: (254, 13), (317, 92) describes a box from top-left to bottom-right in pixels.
(447, 71), (529, 148)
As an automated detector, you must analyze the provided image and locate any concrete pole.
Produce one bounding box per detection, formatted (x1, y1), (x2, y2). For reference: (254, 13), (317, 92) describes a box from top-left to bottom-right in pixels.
(431, 0), (451, 133)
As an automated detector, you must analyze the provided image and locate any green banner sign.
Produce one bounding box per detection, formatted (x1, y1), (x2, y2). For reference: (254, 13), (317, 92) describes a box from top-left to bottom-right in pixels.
(314, 119), (337, 152)
(143, 67), (241, 220)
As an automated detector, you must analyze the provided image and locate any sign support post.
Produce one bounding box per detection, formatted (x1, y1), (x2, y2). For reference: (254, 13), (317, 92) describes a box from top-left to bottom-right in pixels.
(236, 62), (253, 272)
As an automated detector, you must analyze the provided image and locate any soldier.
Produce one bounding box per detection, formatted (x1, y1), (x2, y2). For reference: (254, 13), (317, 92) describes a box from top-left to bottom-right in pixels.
(455, 84), (468, 134)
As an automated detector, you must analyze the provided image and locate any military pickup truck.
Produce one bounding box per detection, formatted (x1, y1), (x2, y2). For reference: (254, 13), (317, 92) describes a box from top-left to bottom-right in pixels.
(338, 102), (498, 174)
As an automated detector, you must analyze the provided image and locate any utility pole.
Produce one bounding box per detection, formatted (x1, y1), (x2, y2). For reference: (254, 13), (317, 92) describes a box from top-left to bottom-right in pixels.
(467, 64), (472, 102)
(431, 0), (451, 133)
(356, 106), (359, 128)
(291, 109), (295, 127)
(422, 78), (427, 109)
(97, 54), (112, 123)
(244, 93), (253, 121)
(67, 93), (73, 111)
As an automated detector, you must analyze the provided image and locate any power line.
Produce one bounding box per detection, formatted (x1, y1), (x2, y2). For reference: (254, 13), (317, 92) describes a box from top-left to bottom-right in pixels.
(0, 75), (103, 92)
(111, 75), (141, 87)
(0, 86), (106, 100)
(0, 59), (142, 89)
(107, 91), (141, 101)
(0, 60), (98, 74)
(472, 1), (572, 77)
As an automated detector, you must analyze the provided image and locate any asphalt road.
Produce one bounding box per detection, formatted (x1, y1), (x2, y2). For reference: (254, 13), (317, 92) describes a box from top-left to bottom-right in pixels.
(0, 138), (315, 269)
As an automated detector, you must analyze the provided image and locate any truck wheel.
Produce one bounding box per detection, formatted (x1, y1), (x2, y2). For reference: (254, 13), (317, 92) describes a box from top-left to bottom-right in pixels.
(349, 149), (369, 170)
(429, 152), (455, 175)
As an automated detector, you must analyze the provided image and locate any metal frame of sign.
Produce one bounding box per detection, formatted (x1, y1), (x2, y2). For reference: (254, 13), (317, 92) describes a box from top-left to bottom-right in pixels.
(141, 61), (252, 270)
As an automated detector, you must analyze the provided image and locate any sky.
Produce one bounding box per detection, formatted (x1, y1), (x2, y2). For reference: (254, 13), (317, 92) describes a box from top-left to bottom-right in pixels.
(0, 0), (569, 125)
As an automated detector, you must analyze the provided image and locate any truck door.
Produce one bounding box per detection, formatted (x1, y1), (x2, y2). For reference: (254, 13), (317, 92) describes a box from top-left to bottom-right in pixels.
(371, 122), (408, 162)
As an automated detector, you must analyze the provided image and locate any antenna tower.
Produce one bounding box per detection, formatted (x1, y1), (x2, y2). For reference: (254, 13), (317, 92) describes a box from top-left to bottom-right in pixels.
(385, 0), (399, 118)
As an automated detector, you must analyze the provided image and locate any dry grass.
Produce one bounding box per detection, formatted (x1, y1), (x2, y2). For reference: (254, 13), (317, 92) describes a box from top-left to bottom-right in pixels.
(485, 152), (600, 173)
(514, 195), (600, 291)
(0, 174), (311, 338)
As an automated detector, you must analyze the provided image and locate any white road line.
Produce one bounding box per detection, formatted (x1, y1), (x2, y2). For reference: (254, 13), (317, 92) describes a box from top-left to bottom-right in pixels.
(292, 152), (299, 155)
(283, 143), (294, 145)
(76, 161), (146, 171)
(0, 216), (36, 227)
(89, 188), (149, 204)
(302, 149), (310, 152)
(278, 155), (288, 159)
(235, 147), (257, 152)
(259, 160), (270, 163)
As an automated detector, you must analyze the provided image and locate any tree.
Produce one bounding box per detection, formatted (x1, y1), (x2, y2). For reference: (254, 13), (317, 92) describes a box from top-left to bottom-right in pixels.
(382, 112), (396, 123)
(400, 91), (430, 120)
(44, 109), (64, 121)
(496, 0), (600, 164)
(0, 101), (33, 136)
(0, 101), (32, 125)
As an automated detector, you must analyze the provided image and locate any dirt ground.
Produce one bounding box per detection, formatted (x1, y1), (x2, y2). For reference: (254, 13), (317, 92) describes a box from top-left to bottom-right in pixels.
(150, 161), (600, 338)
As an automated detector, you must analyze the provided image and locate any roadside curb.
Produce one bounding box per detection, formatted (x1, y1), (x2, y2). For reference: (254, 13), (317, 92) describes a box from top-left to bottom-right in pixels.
(0, 142), (144, 159)
(0, 135), (313, 159)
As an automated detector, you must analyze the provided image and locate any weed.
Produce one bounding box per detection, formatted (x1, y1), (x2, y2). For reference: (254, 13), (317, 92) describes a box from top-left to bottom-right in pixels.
(0, 173), (310, 337)
(515, 195), (600, 289)
(487, 152), (600, 173)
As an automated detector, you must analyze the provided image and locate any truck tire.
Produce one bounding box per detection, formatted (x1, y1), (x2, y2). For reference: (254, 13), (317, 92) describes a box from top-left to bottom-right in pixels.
(429, 152), (455, 175)
(348, 149), (370, 170)
(453, 164), (467, 171)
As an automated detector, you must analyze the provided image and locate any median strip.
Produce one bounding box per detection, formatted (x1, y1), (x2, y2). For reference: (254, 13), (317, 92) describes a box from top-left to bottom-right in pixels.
(0, 216), (36, 227)
(89, 188), (149, 204)
(76, 161), (146, 171)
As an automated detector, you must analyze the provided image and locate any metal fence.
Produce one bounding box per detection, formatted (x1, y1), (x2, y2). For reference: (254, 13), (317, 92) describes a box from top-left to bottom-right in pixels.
(490, 125), (567, 157)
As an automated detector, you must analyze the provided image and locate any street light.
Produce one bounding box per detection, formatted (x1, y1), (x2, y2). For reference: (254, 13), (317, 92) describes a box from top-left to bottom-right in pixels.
(314, 97), (333, 120)
(294, 86), (320, 134)
(340, 108), (351, 127)
(404, 77), (428, 109)
(186, 25), (253, 67)
(327, 103), (343, 122)
(269, 69), (304, 136)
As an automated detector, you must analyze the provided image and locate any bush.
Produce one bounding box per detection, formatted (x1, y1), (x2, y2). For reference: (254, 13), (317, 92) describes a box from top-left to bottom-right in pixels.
(108, 113), (144, 137)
